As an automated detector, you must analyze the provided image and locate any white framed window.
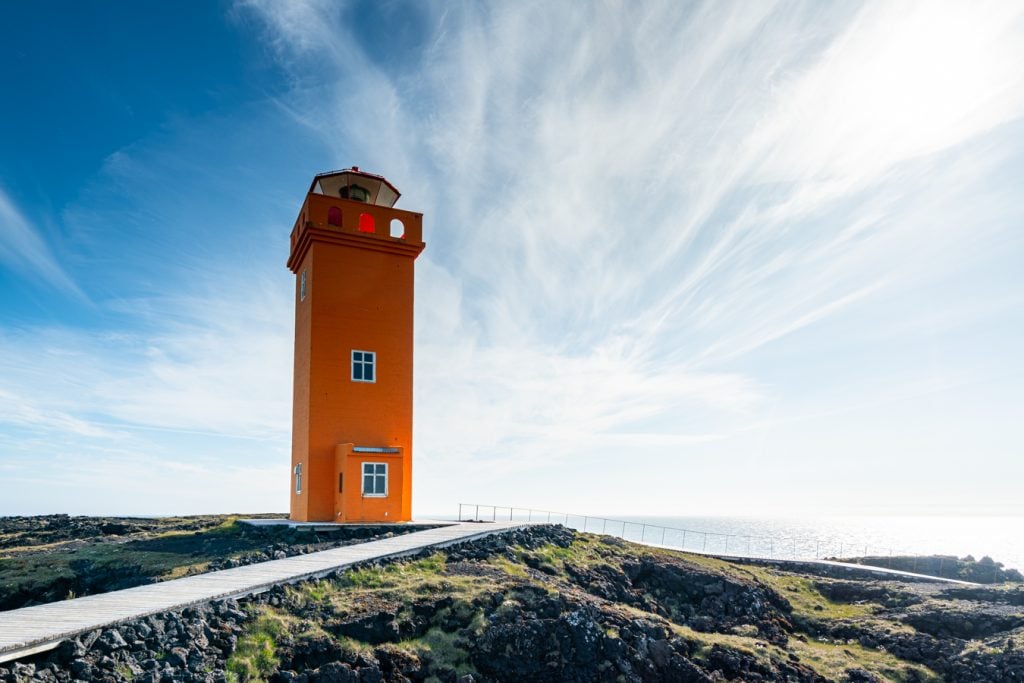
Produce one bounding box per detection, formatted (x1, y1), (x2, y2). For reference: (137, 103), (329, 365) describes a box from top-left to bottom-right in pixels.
(294, 463), (302, 494)
(300, 270), (307, 301)
(362, 462), (387, 497)
(351, 350), (376, 383)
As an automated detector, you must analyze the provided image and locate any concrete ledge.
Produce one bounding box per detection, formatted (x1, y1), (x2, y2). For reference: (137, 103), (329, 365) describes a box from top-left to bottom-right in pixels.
(237, 518), (455, 530)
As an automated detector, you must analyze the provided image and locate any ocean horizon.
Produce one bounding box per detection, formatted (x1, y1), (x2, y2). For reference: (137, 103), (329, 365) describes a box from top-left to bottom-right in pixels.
(442, 508), (1024, 572)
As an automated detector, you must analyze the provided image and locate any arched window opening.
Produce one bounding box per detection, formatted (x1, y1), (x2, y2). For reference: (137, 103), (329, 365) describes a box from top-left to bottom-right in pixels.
(294, 463), (302, 494)
(327, 206), (342, 227)
(358, 213), (375, 233)
(389, 218), (405, 239)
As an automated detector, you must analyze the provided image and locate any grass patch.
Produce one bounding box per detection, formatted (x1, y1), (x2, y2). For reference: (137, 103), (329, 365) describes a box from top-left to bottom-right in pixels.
(666, 621), (940, 682)
(340, 553), (448, 590)
(226, 607), (288, 682)
(401, 627), (475, 677)
(791, 637), (941, 681)
(486, 556), (527, 578)
(741, 567), (878, 620)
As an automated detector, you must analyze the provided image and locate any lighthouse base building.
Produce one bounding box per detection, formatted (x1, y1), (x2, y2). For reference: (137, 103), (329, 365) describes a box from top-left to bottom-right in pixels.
(286, 168), (424, 523)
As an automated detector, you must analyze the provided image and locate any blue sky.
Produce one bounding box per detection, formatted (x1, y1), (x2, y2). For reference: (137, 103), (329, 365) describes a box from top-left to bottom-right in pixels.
(1, 1), (1022, 517)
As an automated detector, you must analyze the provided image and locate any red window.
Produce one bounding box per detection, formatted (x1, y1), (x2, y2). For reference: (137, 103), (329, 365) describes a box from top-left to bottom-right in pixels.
(359, 213), (375, 233)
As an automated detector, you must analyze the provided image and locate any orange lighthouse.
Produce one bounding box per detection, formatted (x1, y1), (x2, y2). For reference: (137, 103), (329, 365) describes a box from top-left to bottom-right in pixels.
(286, 168), (425, 522)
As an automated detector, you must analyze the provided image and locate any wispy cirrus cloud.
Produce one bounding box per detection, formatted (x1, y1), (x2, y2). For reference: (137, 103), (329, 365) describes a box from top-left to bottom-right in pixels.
(238, 0), (1024, 513)
(0, 188), (84, 298)
(0, 271), (292, 442)
(5, 0), (1021, 516)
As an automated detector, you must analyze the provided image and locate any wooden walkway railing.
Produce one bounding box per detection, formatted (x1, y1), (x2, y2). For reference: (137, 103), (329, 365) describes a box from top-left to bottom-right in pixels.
(0, 521), (528, 664)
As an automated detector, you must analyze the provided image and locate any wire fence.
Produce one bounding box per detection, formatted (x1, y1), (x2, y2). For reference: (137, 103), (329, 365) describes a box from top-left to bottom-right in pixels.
(457, 502), (915, 568)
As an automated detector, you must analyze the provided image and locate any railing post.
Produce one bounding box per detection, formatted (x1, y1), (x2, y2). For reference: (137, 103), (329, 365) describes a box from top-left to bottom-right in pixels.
(528, 509), (532, 522)
(583, 516), (588, 532)
(641, 524), (647, 542)
(475, 504), (479, 520)
(682, 530), (687, 549)
(602, 518), (607, 534)
(661, 527), (666, 545)
(703, 533), (708, 551)
(510, 507), (514, 521)
(547, 511), (551, 523)
(492, 506), (496, 521)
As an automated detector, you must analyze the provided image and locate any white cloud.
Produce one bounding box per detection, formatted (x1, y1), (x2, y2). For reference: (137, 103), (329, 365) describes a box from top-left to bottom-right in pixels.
(7, 0), (1022, 516)
(0, 188), (84, 298)
(0, 269), (293, 442)
(237, 0), (1024, 513)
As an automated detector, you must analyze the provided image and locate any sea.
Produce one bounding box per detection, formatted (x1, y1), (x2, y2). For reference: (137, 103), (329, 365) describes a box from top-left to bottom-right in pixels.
(444, 508), (1023, 572)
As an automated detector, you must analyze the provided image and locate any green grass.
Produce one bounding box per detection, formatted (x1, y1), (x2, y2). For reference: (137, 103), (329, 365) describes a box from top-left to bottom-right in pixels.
(0, 517), (311, 610)
(792, 637), (941, 681)
(484, 555), (527, 578)
(340, 553), (448, 589)
(399, 627), (475, 677)
(740, 567), (878, 620)
(226, 609), (288, 682)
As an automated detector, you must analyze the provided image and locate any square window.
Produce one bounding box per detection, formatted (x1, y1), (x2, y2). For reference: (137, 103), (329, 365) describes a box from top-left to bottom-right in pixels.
(361, 462), (387, 496)
(351, 350), (376, 383)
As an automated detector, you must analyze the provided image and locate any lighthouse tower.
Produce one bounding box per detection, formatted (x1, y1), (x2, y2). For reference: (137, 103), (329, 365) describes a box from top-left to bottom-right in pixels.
(286, 168), (425, 522)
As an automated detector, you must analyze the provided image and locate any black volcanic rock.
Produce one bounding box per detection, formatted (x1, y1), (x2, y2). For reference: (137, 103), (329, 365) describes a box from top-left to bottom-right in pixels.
(4, 523), (1023, 682)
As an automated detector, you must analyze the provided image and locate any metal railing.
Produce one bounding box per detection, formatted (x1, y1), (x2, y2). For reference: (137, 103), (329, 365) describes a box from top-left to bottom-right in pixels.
(457, 502), (908, 565)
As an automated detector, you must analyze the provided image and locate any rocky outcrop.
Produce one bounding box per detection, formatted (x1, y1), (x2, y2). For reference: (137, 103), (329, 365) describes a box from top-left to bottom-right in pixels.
(0, 516), (431, 611)
(2, 524), (1023, 682)
(0, 601), (247, 683)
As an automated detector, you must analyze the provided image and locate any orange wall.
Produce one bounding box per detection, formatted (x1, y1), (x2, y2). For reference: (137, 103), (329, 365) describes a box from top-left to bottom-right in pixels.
(289, 251), (313, 521)
(334, 445), (406, 521)
(288, 193), (423, 522)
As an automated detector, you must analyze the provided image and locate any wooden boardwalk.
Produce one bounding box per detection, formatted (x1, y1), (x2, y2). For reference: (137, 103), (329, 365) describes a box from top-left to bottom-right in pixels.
(0, 521), (527, 664)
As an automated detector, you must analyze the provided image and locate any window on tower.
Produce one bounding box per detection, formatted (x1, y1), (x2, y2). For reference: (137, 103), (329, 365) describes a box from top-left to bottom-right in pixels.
(327, 206), (342, 226)
(294, 463), (302, 494)
(300, 270), (307, 301)
(362, 462), (387, 497)
(351, 350), (376, 383)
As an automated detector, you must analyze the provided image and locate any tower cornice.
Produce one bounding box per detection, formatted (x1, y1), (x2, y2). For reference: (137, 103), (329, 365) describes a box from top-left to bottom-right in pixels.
(286, 193), (425, 272)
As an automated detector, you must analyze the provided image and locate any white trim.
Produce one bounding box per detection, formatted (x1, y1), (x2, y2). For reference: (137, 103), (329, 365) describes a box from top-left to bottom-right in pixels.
(361, 461), (388, 497)
(351, 349), (376, 383)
